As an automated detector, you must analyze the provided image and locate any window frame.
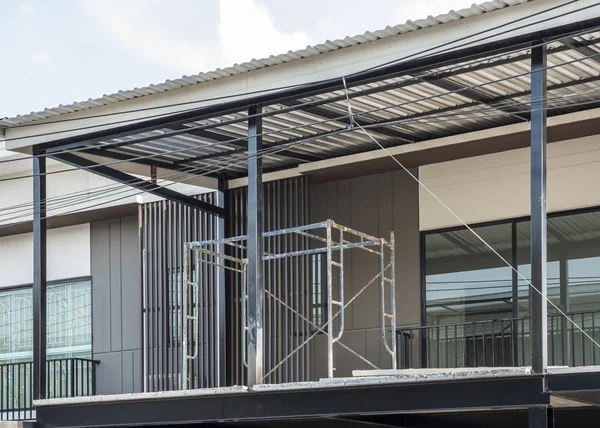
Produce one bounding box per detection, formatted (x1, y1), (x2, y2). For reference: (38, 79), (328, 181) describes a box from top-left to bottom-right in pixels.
(0, 276), (92, 364)
(420, 205), (600, 327)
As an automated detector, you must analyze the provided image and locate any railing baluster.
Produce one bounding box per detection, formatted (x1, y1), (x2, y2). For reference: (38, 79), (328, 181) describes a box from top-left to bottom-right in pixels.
(499, 320), (504, 366)
(550, 315), (555, 366)
(571, 318), (576, 367)
(490, 323), (494, 366)
(436, 326), (440, 368)
(11, 363), (14, 420)
(521, 319), (525, 366)
(444, 326), (448, 368)
(582, 315), (586, 366)
(482, 324), (487, 366)
(454, 324), (458, 368)
(593, 314), (597, 365)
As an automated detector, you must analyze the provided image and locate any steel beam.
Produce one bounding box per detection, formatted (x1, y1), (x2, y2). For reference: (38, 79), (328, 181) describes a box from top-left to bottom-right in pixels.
(169, 124), (320, 163)
(530, 44), (548, 375)
(419, 75), (530, 121)
(36, 375), (548, 427)
(85, 148), (188, 171)
(561, 37), (600, 66)
(247, 105), (264, 387)
(280, 101), (415, 143)
(511, 220), (519, 366)
(51, 152), (225, 217)
(32, 150), (47, 400)
(179, 70), (600, 167)
(217, 174), (228, 386)
(528, 406), (554, 428)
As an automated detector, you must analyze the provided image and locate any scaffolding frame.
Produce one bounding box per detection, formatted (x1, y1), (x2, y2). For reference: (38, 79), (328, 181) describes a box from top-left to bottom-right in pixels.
(183, 219), (396, 388)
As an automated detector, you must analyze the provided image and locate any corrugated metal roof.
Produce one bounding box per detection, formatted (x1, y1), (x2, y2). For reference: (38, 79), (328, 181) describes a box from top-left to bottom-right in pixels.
(0, 0), (529, 127)
(89, 30), (600, 178)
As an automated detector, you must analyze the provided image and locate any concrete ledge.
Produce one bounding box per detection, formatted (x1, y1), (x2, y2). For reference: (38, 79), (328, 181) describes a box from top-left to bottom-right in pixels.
(0, 422), (35, 428)
(352, 367), (533, 379)
(251, 367), (536, 392)
(33, 386), (247, 407)
(548, 366), (600, 374)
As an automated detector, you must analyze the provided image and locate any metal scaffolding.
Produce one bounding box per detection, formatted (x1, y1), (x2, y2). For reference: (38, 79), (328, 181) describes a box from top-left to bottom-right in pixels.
(182, 219), (396, 388)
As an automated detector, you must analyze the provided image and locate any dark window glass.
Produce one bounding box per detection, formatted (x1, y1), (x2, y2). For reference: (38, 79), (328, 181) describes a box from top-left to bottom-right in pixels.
(425, 223), (513, 325)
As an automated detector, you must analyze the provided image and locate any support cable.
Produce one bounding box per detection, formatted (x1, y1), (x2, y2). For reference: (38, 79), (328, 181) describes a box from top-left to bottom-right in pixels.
(341, 77), (600, 354)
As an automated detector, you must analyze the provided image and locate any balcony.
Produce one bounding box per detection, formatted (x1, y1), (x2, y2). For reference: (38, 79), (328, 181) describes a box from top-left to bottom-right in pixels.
(0, 357), (98, 421)
(397, 309), (600, 370)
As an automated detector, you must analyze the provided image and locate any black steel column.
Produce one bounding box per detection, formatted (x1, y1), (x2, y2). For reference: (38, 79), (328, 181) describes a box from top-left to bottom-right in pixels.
(511, 220), (520, 366)
(530, 44), (548, 375)
(529, 405), (554, 428)
(33, 149), (47, 400)
(217, 174), (228, 386)
(247, 105), (264, 387)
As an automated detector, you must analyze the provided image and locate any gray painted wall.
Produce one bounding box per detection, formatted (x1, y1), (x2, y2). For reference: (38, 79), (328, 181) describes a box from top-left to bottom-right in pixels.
(310, 170), (420, 378)
(91, 216), (142, 395)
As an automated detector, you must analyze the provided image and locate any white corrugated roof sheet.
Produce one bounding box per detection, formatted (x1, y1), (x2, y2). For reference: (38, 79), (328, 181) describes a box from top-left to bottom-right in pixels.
(0, 0), (529, 127)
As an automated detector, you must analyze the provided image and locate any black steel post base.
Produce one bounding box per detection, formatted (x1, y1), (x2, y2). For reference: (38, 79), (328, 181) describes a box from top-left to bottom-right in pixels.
(529, 405), (554, 428)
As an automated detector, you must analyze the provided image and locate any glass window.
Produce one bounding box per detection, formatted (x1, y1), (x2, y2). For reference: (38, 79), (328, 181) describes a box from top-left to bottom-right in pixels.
(425, 223), (513, 325)
(0, 279), (92, 364)
(423, 209), (600, 368)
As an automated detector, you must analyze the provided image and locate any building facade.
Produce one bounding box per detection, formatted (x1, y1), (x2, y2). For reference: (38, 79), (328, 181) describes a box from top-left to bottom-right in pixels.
(3, 1), (600, 427)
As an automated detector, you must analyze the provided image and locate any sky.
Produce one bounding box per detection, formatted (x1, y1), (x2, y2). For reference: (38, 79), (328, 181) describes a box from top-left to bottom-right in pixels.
(0, 0), (476, 119)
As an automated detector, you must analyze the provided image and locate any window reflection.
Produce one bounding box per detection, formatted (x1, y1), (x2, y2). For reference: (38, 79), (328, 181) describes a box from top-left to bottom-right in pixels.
(425, 223), (513, 325)
(423, 209), (600, 367)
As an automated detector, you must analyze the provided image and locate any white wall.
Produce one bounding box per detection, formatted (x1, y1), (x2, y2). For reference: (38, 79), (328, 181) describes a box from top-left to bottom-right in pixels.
(0, 223), (91, 288)
(419, 135), (600, 230)
(0, 154), (210, 226)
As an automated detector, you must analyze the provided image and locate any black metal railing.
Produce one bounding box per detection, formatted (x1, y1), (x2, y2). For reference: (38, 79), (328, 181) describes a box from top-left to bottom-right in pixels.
(397, 309), (600, 370)
(0, 357), (98, 421)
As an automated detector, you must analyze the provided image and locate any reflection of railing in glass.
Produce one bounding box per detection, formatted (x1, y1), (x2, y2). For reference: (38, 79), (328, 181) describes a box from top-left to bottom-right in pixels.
(398, 309), (600, 369)
(0, 357), (98, 422)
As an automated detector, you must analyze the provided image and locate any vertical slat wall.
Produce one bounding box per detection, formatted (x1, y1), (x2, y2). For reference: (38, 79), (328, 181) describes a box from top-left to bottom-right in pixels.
(141, 177), (309, 390)
(140, 193), (218, 392)
(228, 176), (310, 386)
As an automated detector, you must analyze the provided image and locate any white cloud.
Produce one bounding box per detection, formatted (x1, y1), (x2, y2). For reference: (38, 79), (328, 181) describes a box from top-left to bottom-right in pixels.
(394, 0), (476, 23)
(80, 0), (311, 76)
(218, 0), (311, 64)
(80, 0), (213, 73)
(31, 51), (50, 63)
(17, 1), (34, 16)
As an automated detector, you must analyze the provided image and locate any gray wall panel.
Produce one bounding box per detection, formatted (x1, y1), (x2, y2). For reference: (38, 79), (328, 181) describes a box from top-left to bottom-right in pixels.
(392, 170), (421, 328)
(91, 216), (142, 395)
(121, 351), (135, 394)
(121, 216), (142, 351)
(310, 169), (420, 377)
(133, 349), (142, 393)
(91, 220), (111, 355)
(109, 219), (122, 353)
(94, 352), (122, 395)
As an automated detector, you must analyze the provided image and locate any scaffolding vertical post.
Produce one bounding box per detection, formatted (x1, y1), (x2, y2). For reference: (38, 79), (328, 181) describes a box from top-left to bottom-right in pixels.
(247, 104), (264, 387)
(390, 232), (397, 370)
(33, 148), (47, 400)
(182, 244), (189, 388)
(216, 175), (228, 386)
(326, 221), (334, 378)
(530, 43), (548, 375)
(380, 235), (397, 369)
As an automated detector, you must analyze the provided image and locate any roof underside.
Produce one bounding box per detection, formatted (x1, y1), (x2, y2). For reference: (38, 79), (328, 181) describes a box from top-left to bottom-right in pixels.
(39, 23), (600, 179)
